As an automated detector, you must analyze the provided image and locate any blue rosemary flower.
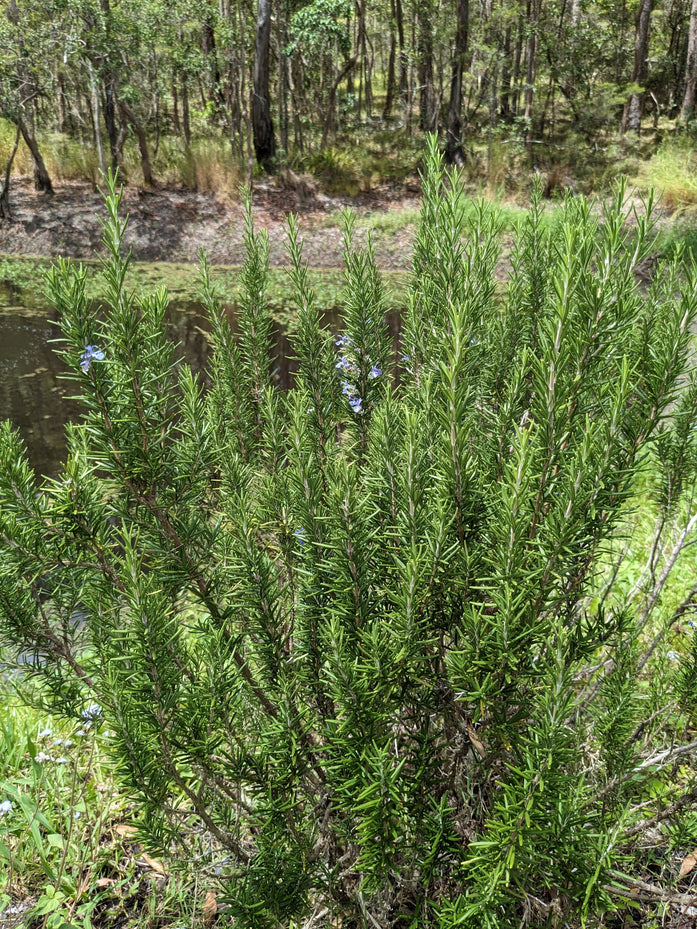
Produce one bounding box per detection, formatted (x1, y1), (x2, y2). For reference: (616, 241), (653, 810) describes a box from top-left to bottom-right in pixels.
(369, 365), (382, 379)
(80, 345), (105, 373)
(349, 396), (363, 414)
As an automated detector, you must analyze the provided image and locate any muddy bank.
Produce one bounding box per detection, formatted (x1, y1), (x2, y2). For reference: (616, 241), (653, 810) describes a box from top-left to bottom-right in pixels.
(0, 178), (420, 269)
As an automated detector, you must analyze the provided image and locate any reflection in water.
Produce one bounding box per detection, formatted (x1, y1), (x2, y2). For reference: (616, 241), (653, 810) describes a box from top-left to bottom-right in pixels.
(0, 297), (403, 478)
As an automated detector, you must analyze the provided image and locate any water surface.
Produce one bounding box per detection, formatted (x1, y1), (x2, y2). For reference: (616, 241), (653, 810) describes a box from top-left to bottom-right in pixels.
(1, 283), (402, 477)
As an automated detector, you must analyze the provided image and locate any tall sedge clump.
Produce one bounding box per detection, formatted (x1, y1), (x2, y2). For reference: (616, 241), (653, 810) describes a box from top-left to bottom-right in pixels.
(2, 141), (697, 927)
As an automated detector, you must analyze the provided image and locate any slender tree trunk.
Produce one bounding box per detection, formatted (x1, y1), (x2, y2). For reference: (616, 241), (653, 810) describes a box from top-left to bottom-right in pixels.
(181, 74), (191, 149)
(418, 0), (436, 131)
(363, 22), (374, 117)
(252, 0), (276, 170)
(322, 57), (357, 147)
(511, 7), (525, 117)
(383, 0), (397, 119)
(524, 0), (540, 154)
(18, 119), (54, 193)
(0, 123), (21, 221)
(57, 70), (67, 134)
(500, 25), (512, 120)
(445, 0), (469, 164)
(681, 0), (697, 119)
(118, 100), (155, 186)
(7, 0), (53, 193)
(202, 16), (225, 118)
(395, 0), (408, 109)
(99, 0), (119, 171)
(88, 60), (107, 174)
(277, 0), (290, 153)
(622, 0), (653, 133)
(172, 80), (181, 135)
(103, 73), (119, 170)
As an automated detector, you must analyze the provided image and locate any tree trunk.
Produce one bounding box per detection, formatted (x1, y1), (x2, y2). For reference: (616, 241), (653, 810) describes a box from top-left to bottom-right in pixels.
(103, 73), (119, 171)
(18, 118), (53, 193)
(445, 0), (469, 164)
(88, 59), (107, 175)
(181, 74), (191, 150)
(172, 79), (181, 135)
(322, 57), (357, 147)
(99, 0), (119, 171)
(523, 0), (540, 154)
(383, 0), (397, 120)
(57, 70), (67, 134)
(418, 0), (436, 131)
(622, 0), (653, 133)
(118, 100), (155, 186)
(252, 0), (276, 171)
(0, 123), (21, 221)
(395, 0), (408, 108)
(681, 0), (697, 119)
(7, 0), (53, 193)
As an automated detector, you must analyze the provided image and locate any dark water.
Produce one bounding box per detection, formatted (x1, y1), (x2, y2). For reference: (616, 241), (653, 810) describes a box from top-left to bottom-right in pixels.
(0, 288), (402, 478)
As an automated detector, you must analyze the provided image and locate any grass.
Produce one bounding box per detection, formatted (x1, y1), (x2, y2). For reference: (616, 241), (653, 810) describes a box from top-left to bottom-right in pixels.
(0, 677), (215, 928)
(0, 257), (408, 337)
(634, 138), (697, 211)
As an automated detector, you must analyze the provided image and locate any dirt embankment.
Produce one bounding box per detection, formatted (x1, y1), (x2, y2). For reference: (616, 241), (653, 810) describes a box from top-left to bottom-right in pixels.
(0, 178), (421, 269)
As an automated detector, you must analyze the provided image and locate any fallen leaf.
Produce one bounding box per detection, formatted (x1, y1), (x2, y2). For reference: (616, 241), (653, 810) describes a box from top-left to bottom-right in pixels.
(140, 853), (167, 875)
(115, 824), (138, 839)
(679, 849), (697, 879)
(95, 877), (117, 889)
(466, 721), (486, 758)
(203, 890), (218, 927)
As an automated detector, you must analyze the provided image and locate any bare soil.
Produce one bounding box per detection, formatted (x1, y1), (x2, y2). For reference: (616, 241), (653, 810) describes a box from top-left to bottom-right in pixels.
(0, 177), (421, 269)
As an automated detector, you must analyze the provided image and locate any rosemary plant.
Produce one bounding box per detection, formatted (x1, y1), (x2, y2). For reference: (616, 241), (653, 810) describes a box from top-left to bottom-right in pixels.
(2, 139), (697, 927)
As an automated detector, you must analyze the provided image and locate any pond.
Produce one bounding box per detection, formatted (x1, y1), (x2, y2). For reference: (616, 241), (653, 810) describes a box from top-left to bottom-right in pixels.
(0, 274), (403, 478)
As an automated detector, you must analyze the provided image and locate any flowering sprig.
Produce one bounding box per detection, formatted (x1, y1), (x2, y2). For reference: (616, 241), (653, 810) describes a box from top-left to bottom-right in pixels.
(81, 703), (102, 721)
(80, 345), (105, 373)
(334, 334), (382, 416)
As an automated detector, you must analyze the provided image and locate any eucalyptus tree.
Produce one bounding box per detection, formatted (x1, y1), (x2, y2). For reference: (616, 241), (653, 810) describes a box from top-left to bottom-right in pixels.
(253, 0), (275, 169)
(0, 0), (55, 193)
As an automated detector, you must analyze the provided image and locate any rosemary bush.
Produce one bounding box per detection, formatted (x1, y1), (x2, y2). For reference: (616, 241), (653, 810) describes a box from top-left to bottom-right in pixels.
(3, 139), (697, 927)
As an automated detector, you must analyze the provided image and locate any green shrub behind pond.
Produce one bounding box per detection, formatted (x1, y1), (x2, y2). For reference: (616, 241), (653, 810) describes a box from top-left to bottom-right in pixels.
(2, 138), (697, 928)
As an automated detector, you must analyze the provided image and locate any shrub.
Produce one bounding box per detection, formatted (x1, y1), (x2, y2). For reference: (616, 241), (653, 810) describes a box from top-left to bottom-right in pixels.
(2, 138), (697, 927)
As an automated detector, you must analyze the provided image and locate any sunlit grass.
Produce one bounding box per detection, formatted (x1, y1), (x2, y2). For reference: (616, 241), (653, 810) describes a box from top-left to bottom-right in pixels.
(635, 139), (697, 210)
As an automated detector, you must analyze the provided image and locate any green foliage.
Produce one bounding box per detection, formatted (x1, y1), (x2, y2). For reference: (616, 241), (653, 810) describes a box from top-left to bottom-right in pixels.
(2, 140), (697, 928)
(287, 0), (353, 56)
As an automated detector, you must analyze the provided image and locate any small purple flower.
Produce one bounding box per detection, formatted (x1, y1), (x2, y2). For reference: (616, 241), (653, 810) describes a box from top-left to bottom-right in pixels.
(349, 396), (363, 414)
(294, 527), (306, 547)
(401, 354), (410, 363)
(342, 380), (357, 397)
(369, 365), (382, 379)
(335, 335), (353, 348)
(80, 345), (105, 373)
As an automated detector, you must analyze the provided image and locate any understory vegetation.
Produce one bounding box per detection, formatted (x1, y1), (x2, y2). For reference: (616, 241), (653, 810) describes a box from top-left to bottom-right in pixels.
(3, 140), (697, 928)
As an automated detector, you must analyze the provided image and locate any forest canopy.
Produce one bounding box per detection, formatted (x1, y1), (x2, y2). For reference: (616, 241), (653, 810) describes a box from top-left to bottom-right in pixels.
(2, 0), (697, 199)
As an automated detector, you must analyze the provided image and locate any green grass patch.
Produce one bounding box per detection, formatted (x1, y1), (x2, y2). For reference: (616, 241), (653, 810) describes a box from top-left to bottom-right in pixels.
(0, 257), (408, 332)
